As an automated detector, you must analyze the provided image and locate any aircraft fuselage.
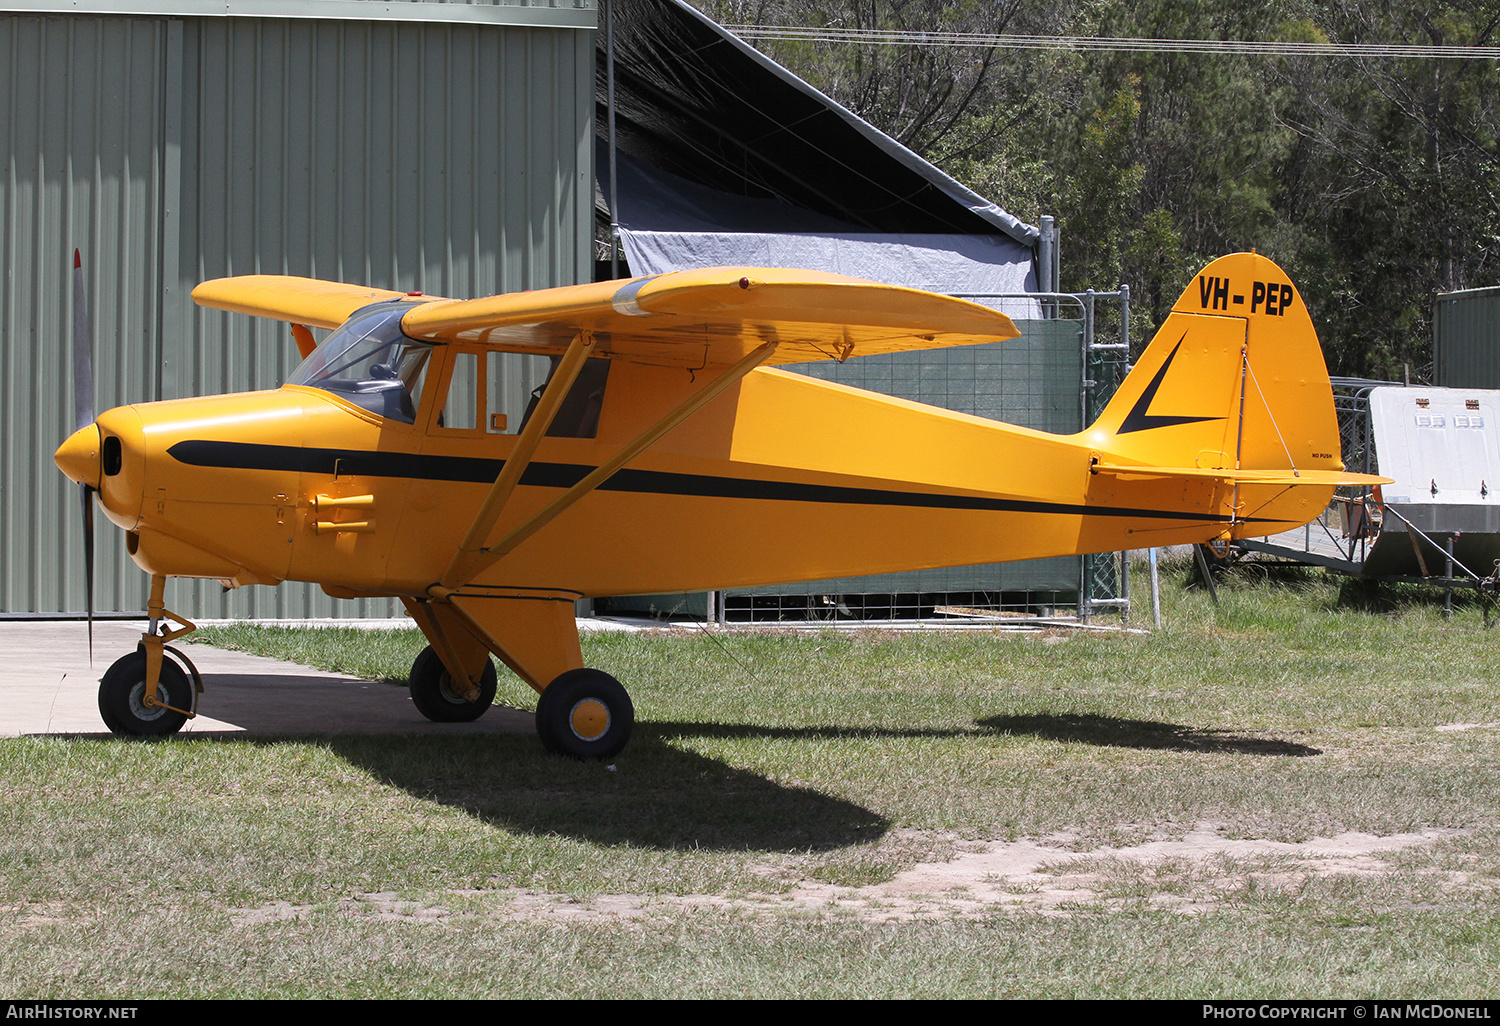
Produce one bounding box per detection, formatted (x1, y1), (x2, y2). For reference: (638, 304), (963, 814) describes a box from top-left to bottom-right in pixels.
(76, 355), (1326, 602)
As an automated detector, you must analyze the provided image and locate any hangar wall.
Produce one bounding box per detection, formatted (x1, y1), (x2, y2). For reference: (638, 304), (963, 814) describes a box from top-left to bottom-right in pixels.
(0, 2), (595, 616)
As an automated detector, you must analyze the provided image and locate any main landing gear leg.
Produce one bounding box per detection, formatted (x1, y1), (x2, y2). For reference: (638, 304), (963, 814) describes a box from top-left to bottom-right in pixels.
(98, 574), (202, 736)
(402, 598), (500, 722)
(434, 592), (636, 759)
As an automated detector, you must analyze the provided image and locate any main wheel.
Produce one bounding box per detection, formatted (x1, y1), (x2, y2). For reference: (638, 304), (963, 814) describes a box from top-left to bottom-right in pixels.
(408, 645), (498, 722)
(534, 668), (634, 760)
(98, 651), (191, 736)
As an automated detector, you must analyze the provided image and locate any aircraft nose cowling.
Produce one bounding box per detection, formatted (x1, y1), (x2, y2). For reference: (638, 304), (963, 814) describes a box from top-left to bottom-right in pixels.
(55, 424), (101, 489)
(92, 405), (147, 530)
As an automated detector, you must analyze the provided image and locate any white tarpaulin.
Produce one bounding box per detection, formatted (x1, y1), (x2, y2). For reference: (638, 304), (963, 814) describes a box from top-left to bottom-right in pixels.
(619, 229), (1040, 320)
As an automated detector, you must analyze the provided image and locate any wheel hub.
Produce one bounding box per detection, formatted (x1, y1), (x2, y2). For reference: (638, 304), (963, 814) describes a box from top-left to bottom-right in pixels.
(127, 680), (169, 722)
(438, 673), (465, 704)
(568, 698), (610, 741)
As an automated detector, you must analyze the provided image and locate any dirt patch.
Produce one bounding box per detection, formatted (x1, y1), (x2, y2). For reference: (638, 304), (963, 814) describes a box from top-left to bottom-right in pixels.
(776, 823), (1475, 920)
(227, 823), (1476, 926)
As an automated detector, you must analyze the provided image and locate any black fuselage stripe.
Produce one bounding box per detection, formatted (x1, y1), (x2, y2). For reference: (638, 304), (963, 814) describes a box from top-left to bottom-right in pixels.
(165, 439), (1272, 524)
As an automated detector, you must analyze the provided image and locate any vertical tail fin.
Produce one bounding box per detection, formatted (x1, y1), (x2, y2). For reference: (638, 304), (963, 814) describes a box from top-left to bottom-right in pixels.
(1089, 252), (1346, 478)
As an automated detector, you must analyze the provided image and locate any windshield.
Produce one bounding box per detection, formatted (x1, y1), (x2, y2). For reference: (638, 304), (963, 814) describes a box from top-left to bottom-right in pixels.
(286, 303), (432, 424)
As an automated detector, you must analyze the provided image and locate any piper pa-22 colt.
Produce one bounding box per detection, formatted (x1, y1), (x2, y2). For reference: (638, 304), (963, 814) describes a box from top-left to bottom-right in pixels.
(55, 251), (1382, 756)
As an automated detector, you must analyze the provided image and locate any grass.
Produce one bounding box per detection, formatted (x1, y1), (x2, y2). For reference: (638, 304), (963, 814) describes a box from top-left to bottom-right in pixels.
(3, 560), (1499, 997)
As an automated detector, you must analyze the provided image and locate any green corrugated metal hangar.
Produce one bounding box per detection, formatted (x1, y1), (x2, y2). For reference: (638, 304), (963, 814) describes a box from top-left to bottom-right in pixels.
(2, 0), (594, 617)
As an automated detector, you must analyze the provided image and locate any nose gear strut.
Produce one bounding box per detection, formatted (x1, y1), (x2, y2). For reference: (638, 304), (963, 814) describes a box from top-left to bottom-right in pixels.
(98, 574), (203, 735)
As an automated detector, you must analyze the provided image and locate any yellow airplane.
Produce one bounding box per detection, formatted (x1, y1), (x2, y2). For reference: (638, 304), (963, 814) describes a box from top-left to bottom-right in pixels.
(55, 251), (1382, 756)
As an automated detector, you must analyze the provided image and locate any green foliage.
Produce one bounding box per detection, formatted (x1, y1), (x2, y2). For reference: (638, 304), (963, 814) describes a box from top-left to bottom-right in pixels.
(694, 0), (1500, 379)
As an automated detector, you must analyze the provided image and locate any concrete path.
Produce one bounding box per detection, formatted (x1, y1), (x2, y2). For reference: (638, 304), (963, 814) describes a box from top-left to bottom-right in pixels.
(0, 620), (533, 738)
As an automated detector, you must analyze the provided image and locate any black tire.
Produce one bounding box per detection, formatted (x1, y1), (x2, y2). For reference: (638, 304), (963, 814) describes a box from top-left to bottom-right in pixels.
(534, 668), (634, 760)
(408, 645), (498, 722)
(98, 650), (191, 736)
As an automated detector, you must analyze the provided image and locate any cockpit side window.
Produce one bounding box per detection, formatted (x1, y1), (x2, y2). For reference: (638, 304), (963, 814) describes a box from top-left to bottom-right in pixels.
(429, 349), (557, 436)
(439, 351), (480, 431)
(286, 302), (431, 424)
(518, 356), (611, 438)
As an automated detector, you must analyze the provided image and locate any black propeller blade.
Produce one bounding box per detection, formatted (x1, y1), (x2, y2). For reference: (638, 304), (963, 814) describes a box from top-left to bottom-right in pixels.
(72, 249), (95, 664)
(72, 249), (93, 434)
(80, 479), (94, 664)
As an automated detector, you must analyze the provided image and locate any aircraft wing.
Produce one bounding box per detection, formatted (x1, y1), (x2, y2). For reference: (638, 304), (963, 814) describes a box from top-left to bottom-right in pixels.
(1091, 462), (1391, 486)
(398, 267), (1020, 367)
(192, 276), (434, 329)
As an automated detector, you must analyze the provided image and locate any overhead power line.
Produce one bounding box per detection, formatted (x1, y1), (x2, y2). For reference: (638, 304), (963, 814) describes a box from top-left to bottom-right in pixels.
(724, 25), (1500, 60)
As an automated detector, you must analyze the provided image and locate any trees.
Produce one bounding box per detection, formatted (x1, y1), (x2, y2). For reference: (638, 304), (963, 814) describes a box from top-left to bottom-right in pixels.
(1273, 2), (1500, 378)
(698, 0), (1036, 157)
(692, 0), (1500, 379)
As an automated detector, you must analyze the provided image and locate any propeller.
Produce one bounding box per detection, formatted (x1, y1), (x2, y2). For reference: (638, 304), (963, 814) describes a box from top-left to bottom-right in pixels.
(72, 249), (95, 663)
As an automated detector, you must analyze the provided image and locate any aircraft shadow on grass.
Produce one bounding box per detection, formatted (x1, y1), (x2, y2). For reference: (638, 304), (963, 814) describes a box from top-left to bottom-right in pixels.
(46, 675), (1310, 850)
(322, 732), (890, 852)
(980, 712), (1322, 756)
(53, 726), (888, 851)
(318, 716), (1314, 852)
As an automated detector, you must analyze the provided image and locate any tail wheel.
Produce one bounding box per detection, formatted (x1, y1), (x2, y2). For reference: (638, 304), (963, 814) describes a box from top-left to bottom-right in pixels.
(408, 645), (498, 722)
(98, 651), (191, 736)
(535, 669), (633, 760)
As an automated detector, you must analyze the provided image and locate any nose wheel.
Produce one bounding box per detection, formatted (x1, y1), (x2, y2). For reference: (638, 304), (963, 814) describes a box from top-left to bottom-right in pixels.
(95, 576), (202, 737)
(98, 650), (193, 736)
(534, 668), (634, 760)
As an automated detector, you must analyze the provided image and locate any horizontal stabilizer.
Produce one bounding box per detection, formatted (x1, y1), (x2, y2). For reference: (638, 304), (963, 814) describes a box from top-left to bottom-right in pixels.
(192, 276), (432, 329)
(1091, 462), (1391, 487)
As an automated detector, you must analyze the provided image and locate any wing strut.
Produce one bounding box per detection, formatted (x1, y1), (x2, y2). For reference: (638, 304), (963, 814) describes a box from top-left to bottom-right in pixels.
(432, 340), (779, 596)
(437, 330), (596, 592)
